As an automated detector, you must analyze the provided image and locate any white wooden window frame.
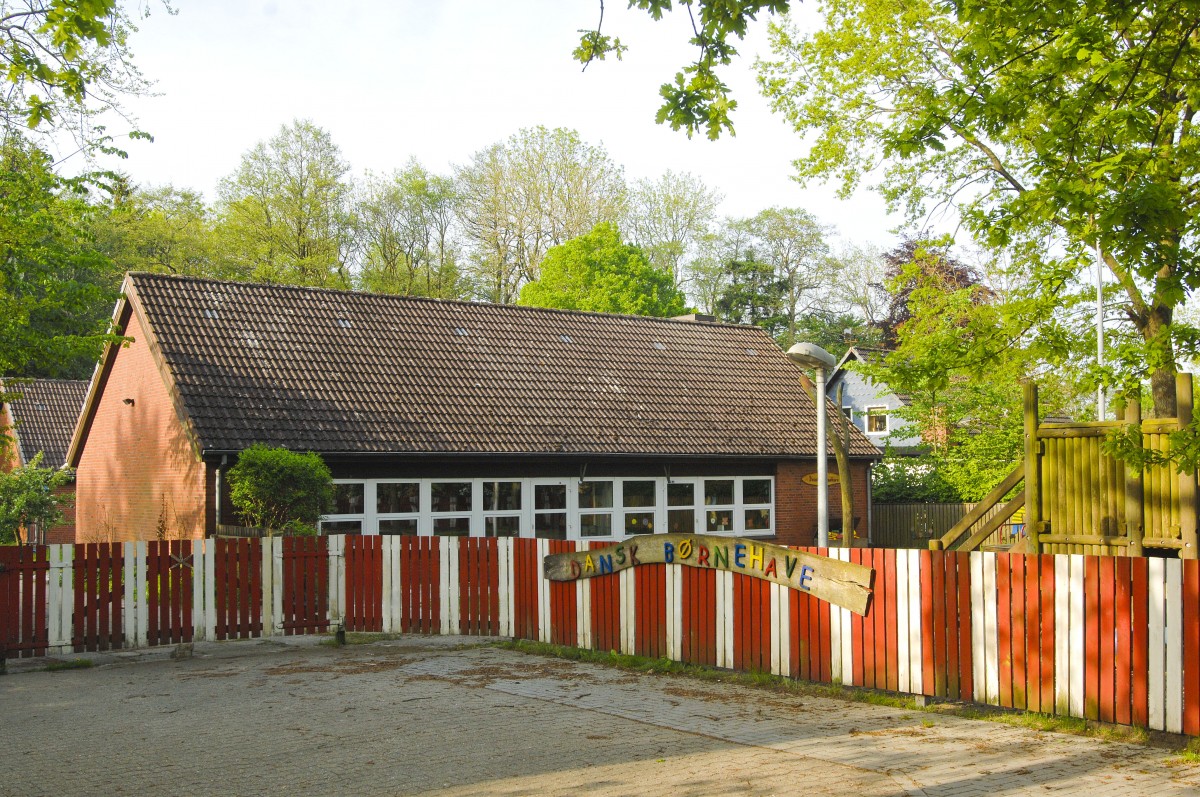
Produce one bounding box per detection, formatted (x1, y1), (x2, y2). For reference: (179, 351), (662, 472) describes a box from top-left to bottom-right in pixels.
(865, 405), (889, 434)
(321, 475), (774, 540)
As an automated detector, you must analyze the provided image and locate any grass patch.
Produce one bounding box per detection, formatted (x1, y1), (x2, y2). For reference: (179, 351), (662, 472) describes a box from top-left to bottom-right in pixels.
(499, 639), (1178, 751)
(45, 659), (93, 672)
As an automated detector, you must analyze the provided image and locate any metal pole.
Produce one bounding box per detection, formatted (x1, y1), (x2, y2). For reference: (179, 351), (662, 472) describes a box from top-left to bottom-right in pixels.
(816, 366), (829, 547)
(1096, 245), (1106, 421)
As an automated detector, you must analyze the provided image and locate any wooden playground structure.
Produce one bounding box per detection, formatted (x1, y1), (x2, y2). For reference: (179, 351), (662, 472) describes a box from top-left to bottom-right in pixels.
(934, 375), (1199, 558)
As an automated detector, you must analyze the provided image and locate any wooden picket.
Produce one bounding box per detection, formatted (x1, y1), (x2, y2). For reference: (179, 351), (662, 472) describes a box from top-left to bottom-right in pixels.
(458, 538), (501, 635)
(510, 539), (538, 641)
(680, 565), (715, 667)
(213, 538), (261, 640)
(72, 542), (123, 652)
(396, 536), (439, 634)
(145, 540), (194, 646)
(345, 535), (383, 632)
(280, 536), (328, 635)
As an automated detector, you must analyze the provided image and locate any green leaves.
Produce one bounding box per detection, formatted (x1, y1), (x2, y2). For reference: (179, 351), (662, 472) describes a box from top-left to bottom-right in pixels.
(517, 222), (688, 317)
(226, 445), (334, 534)
(0, 453), (74, 545)
(574, 0), (793, 138)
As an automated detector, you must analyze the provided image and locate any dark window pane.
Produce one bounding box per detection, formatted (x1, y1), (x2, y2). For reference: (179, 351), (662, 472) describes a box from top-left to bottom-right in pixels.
(377, 482), (419, 513)
(668, 509), (694, 534)
(431, 482), (472, 512)
(534, 512), (566, 540)
(580, 513), (612, 537)
(706, 509), (733, 533)
(333, 483), (364, 514)
(623, 480), (655, 508)
(744, 509), (771, 531)
(378, 518), (418, 536)
(433, 516), (470, 536)
(535, 484), (567, 510)
(705, 480), (734, 506)
(579, 481), (613, 509)
(667, 482), (694, 507)
(486, 516), (521, 538)
(483, 481), (522, 511)
(624, 512), (654, 535)
(743, 479), (771, 505)
(323, 519), (362, 535)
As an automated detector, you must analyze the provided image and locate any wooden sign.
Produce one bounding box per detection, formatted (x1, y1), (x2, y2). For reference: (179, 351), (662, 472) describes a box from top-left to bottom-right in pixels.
(543, 534), (874, 616)
(801, 472), (840, 486)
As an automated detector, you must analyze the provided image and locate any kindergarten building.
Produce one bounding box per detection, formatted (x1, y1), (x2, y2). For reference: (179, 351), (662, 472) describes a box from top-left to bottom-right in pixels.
(67, 273), (880, 544)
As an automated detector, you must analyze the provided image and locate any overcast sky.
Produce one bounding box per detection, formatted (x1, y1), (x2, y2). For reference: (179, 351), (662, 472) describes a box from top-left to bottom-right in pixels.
(96, 1), (900, 248)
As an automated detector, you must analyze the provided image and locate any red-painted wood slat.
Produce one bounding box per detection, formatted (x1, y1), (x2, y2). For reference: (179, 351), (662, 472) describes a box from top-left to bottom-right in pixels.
(1131, 557), (1150, 728)
(1084, 556), (1101, 720)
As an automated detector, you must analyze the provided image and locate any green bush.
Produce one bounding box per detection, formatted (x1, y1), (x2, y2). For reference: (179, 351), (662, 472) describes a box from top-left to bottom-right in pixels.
(226, 445), (333, 535)
(0, 454), (74, 545)
(871, 454), (962, 503)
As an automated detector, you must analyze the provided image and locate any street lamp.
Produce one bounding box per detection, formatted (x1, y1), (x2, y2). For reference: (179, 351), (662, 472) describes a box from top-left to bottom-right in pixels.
(787, 342), (838, 547)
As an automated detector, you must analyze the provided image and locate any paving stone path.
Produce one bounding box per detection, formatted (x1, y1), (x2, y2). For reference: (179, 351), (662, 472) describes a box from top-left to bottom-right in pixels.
(2, 636), (1198, 796)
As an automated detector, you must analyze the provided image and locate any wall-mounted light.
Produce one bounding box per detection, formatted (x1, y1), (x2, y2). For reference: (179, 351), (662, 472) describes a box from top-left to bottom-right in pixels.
(122, 398), (135, 406)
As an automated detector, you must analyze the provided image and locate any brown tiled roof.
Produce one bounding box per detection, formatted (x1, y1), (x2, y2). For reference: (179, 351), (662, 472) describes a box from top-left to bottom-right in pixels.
(125, 273), (880, 459)
(3, 379), (88, 468)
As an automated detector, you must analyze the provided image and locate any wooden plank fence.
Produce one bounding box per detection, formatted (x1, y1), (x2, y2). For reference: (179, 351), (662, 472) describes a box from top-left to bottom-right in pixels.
(5, 539), (1200, 736)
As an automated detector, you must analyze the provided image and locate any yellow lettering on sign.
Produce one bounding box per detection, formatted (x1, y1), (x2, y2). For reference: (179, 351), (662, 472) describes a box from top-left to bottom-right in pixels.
(584, 555), (595, 574)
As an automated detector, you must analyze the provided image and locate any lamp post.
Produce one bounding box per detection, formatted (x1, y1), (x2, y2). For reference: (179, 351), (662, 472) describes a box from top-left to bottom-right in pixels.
(787, 342), (838, 547)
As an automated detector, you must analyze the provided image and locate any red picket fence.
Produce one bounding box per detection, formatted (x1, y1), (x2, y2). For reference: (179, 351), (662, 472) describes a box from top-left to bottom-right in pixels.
(280, 536), (328, 635)
(345, 536), (383, 632)
(146, 540), (194, 646)
(397, 536), (440, 633)
(73, 542), (123, 652)
(459, 538), (500, 635)
(214, 538), (261, 640)
(0, 546), (49, 658)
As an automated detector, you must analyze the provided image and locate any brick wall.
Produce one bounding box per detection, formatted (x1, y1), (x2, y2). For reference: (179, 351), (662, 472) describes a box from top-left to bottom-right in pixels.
(74, 307), (209, 542)
(775, 460), (872, 547)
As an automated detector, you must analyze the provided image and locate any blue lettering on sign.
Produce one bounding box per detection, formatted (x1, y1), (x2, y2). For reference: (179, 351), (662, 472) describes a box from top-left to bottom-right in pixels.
(599, 555), (614, 575)
(734, 544), (747, 568)
(798, 565), (814, 591)
(664, 542), (675, 563)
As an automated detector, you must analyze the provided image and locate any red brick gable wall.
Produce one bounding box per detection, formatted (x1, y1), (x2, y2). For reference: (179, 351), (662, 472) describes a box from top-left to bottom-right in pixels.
(75, 308), (208, 542)
(774, 460), (872, 547)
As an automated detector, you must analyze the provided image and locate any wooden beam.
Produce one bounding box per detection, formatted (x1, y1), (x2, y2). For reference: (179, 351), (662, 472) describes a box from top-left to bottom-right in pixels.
(1179, 373), (1197, 559)
(955, 492), (1026, 552)
(1024, 382), (1042, 554)
(1125, 397), (1144, 557)
(930, 463), (1024, 551)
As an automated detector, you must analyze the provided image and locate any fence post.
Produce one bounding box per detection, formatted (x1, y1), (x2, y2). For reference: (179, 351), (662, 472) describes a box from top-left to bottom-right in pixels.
(1125, 397), (1145, 557)
(1177, 373), (1197, 559)
(1023, 382), (1042, 554)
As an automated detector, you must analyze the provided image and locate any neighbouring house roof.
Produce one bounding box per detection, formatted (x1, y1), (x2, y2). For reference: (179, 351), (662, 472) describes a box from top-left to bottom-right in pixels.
(2, 378), (88, 468)
(828, 346), (911, 406)
(71, 273), (881, 462)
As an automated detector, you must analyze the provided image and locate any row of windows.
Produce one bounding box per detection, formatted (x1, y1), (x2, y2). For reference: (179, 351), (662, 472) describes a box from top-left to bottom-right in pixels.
(320, 476), (774, 540)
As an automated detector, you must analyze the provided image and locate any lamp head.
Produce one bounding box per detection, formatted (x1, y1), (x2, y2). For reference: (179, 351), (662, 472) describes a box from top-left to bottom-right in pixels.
(786, 342), (837, 371)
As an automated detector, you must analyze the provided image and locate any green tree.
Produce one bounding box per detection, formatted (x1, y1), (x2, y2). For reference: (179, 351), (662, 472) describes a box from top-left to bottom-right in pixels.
(216, 119), (355, 289)
(0, 453), (74, 545)
(456, 127), (626, 302)
(93, 182), (224, 278)
(625, 169), (721, 289)
(226, 444), (334, 535)
(517, 222), (687, 317)
(752, 207), (833, 347)
(357, 160), (463, 298)
(758, 0), (1200, 417)
(0, 133), (120, 380)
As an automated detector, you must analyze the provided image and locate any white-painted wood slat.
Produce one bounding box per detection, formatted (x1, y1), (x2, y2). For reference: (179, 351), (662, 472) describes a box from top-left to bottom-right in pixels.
(537, 539), (551, 644)
(895, 550), (909, 693)
(134, 541), (148, 648)
(260, 537), (275, 637)
(203, 541), (216, 639)
(982, 552), (999, 705)
(121, 542), (136, 648)
(578, 577), (591, 649)
(47, 544), (72, 652)
(497, 539), (512, 638)
(1068, 555), (1085, 718)
(191, 540), (206, 642)
(769, 581), (784, 676)
(907, 549), (923, 696)
(1148, 557), (1166, 730)
(970, 552), (985, 702)
(1166, 559), (1183, 734)
(1053, 554), (1070, 715)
